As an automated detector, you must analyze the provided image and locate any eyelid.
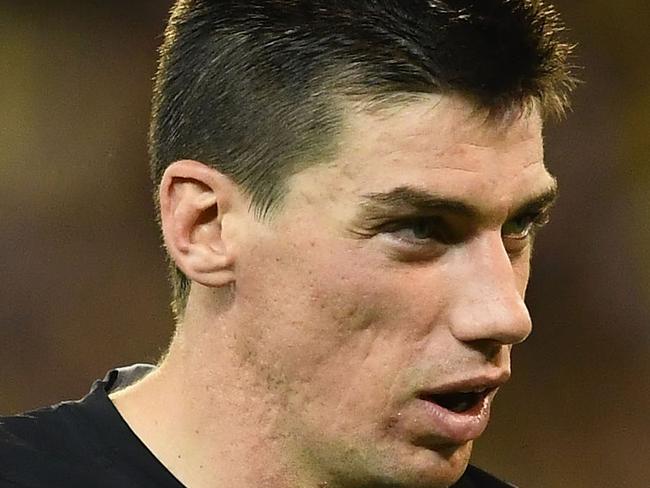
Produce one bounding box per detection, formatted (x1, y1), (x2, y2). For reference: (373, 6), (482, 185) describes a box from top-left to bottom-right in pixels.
(379, 215), (458, 246)
(369, 217), (452, 261)
(528, 207), (553, 228)
(502, 208), (552, 240)
(365, 213), (435, 230)
(362, 204), (553, 245)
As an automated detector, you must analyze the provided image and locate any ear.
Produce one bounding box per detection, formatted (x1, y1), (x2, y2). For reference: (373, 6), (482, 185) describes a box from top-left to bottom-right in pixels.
(159, 160), (240, 288)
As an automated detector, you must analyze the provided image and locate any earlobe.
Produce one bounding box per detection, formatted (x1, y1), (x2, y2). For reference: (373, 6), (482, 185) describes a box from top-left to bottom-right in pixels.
(159, 160), (239, 288)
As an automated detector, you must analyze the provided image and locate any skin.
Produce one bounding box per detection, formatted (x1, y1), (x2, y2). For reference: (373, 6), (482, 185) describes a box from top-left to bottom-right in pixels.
(111, 94), (556, 488)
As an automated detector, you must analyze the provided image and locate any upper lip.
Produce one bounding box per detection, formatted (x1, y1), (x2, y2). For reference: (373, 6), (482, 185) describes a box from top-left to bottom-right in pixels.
(417, 369), (511, 396)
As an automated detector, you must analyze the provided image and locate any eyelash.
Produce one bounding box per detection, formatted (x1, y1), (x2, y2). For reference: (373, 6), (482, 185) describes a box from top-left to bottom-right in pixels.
(375, 211), (550, 247)
(375, 217), (454, 246)
(501, 211), (551, 240)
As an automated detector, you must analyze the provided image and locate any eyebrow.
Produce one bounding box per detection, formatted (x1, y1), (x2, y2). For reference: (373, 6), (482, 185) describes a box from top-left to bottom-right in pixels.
(357, 182), (559, 222)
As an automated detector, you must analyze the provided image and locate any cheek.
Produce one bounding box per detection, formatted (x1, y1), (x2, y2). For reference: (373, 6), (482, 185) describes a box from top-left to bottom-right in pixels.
(235, 235), (424, 387)
(293, 247), (443, 405)
(512, 253), (532, 295)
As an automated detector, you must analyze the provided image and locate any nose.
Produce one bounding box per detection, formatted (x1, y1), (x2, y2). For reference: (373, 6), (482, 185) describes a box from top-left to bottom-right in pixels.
(446, 232), (533, 347)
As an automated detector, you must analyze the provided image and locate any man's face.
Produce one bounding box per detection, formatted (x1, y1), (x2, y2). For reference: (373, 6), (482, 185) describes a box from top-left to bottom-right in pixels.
(231, 95), (555, 487)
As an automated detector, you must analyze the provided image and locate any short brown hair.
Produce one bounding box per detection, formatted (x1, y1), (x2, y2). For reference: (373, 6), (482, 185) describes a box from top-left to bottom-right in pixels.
(149, 0), (576, 318)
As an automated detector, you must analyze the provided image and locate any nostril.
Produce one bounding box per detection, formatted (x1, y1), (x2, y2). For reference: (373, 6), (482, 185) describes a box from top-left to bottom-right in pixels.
(466, 339), (503, 360)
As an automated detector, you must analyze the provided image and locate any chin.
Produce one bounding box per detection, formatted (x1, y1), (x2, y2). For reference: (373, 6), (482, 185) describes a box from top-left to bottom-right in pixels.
(406, 442), (472, 488)
(337, 439), (473, 488)
(385, 440), (474, 488)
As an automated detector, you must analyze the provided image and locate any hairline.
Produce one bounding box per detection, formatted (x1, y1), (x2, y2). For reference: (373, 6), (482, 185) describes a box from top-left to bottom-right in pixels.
(254, 89), (545, 221)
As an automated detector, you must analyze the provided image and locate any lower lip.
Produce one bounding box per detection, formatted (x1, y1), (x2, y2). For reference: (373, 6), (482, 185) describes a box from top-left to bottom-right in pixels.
(416, 391), (494, 445)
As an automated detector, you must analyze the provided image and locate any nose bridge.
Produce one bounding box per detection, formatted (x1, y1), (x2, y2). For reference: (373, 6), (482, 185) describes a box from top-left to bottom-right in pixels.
(447, 232), (532, 346)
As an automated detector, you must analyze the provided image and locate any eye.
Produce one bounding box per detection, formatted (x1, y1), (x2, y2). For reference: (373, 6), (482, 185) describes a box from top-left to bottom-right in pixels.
(503, 212), (550, 239)
(382, 217), (452, 245)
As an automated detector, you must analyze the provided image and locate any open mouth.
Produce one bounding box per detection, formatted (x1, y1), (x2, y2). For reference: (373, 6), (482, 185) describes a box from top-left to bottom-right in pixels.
(419, 389), (489, 414)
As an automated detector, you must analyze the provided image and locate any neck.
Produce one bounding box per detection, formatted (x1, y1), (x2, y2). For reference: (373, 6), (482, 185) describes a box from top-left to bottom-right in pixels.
(109, 309), (328, 488)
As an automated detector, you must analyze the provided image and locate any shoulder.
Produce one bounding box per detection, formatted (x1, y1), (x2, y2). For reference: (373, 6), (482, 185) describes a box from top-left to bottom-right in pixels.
(0, 401), (106, 487)
(0, 365), (167, 488)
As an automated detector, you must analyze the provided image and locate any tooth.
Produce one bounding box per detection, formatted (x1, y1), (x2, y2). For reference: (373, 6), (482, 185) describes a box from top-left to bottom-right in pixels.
(459, 388), (484, 394)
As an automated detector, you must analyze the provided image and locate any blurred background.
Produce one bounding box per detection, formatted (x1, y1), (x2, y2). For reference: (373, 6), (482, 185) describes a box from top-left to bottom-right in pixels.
(1, 1), (648, 486)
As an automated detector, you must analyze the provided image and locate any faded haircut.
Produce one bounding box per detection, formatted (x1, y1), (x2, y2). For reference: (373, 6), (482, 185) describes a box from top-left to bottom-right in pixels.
(149, 0), (576, 318)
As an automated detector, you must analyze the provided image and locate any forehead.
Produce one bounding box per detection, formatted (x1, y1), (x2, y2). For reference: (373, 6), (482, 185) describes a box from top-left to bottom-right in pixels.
(286, 95), (553, 220)
(284, 96), (555, 227)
